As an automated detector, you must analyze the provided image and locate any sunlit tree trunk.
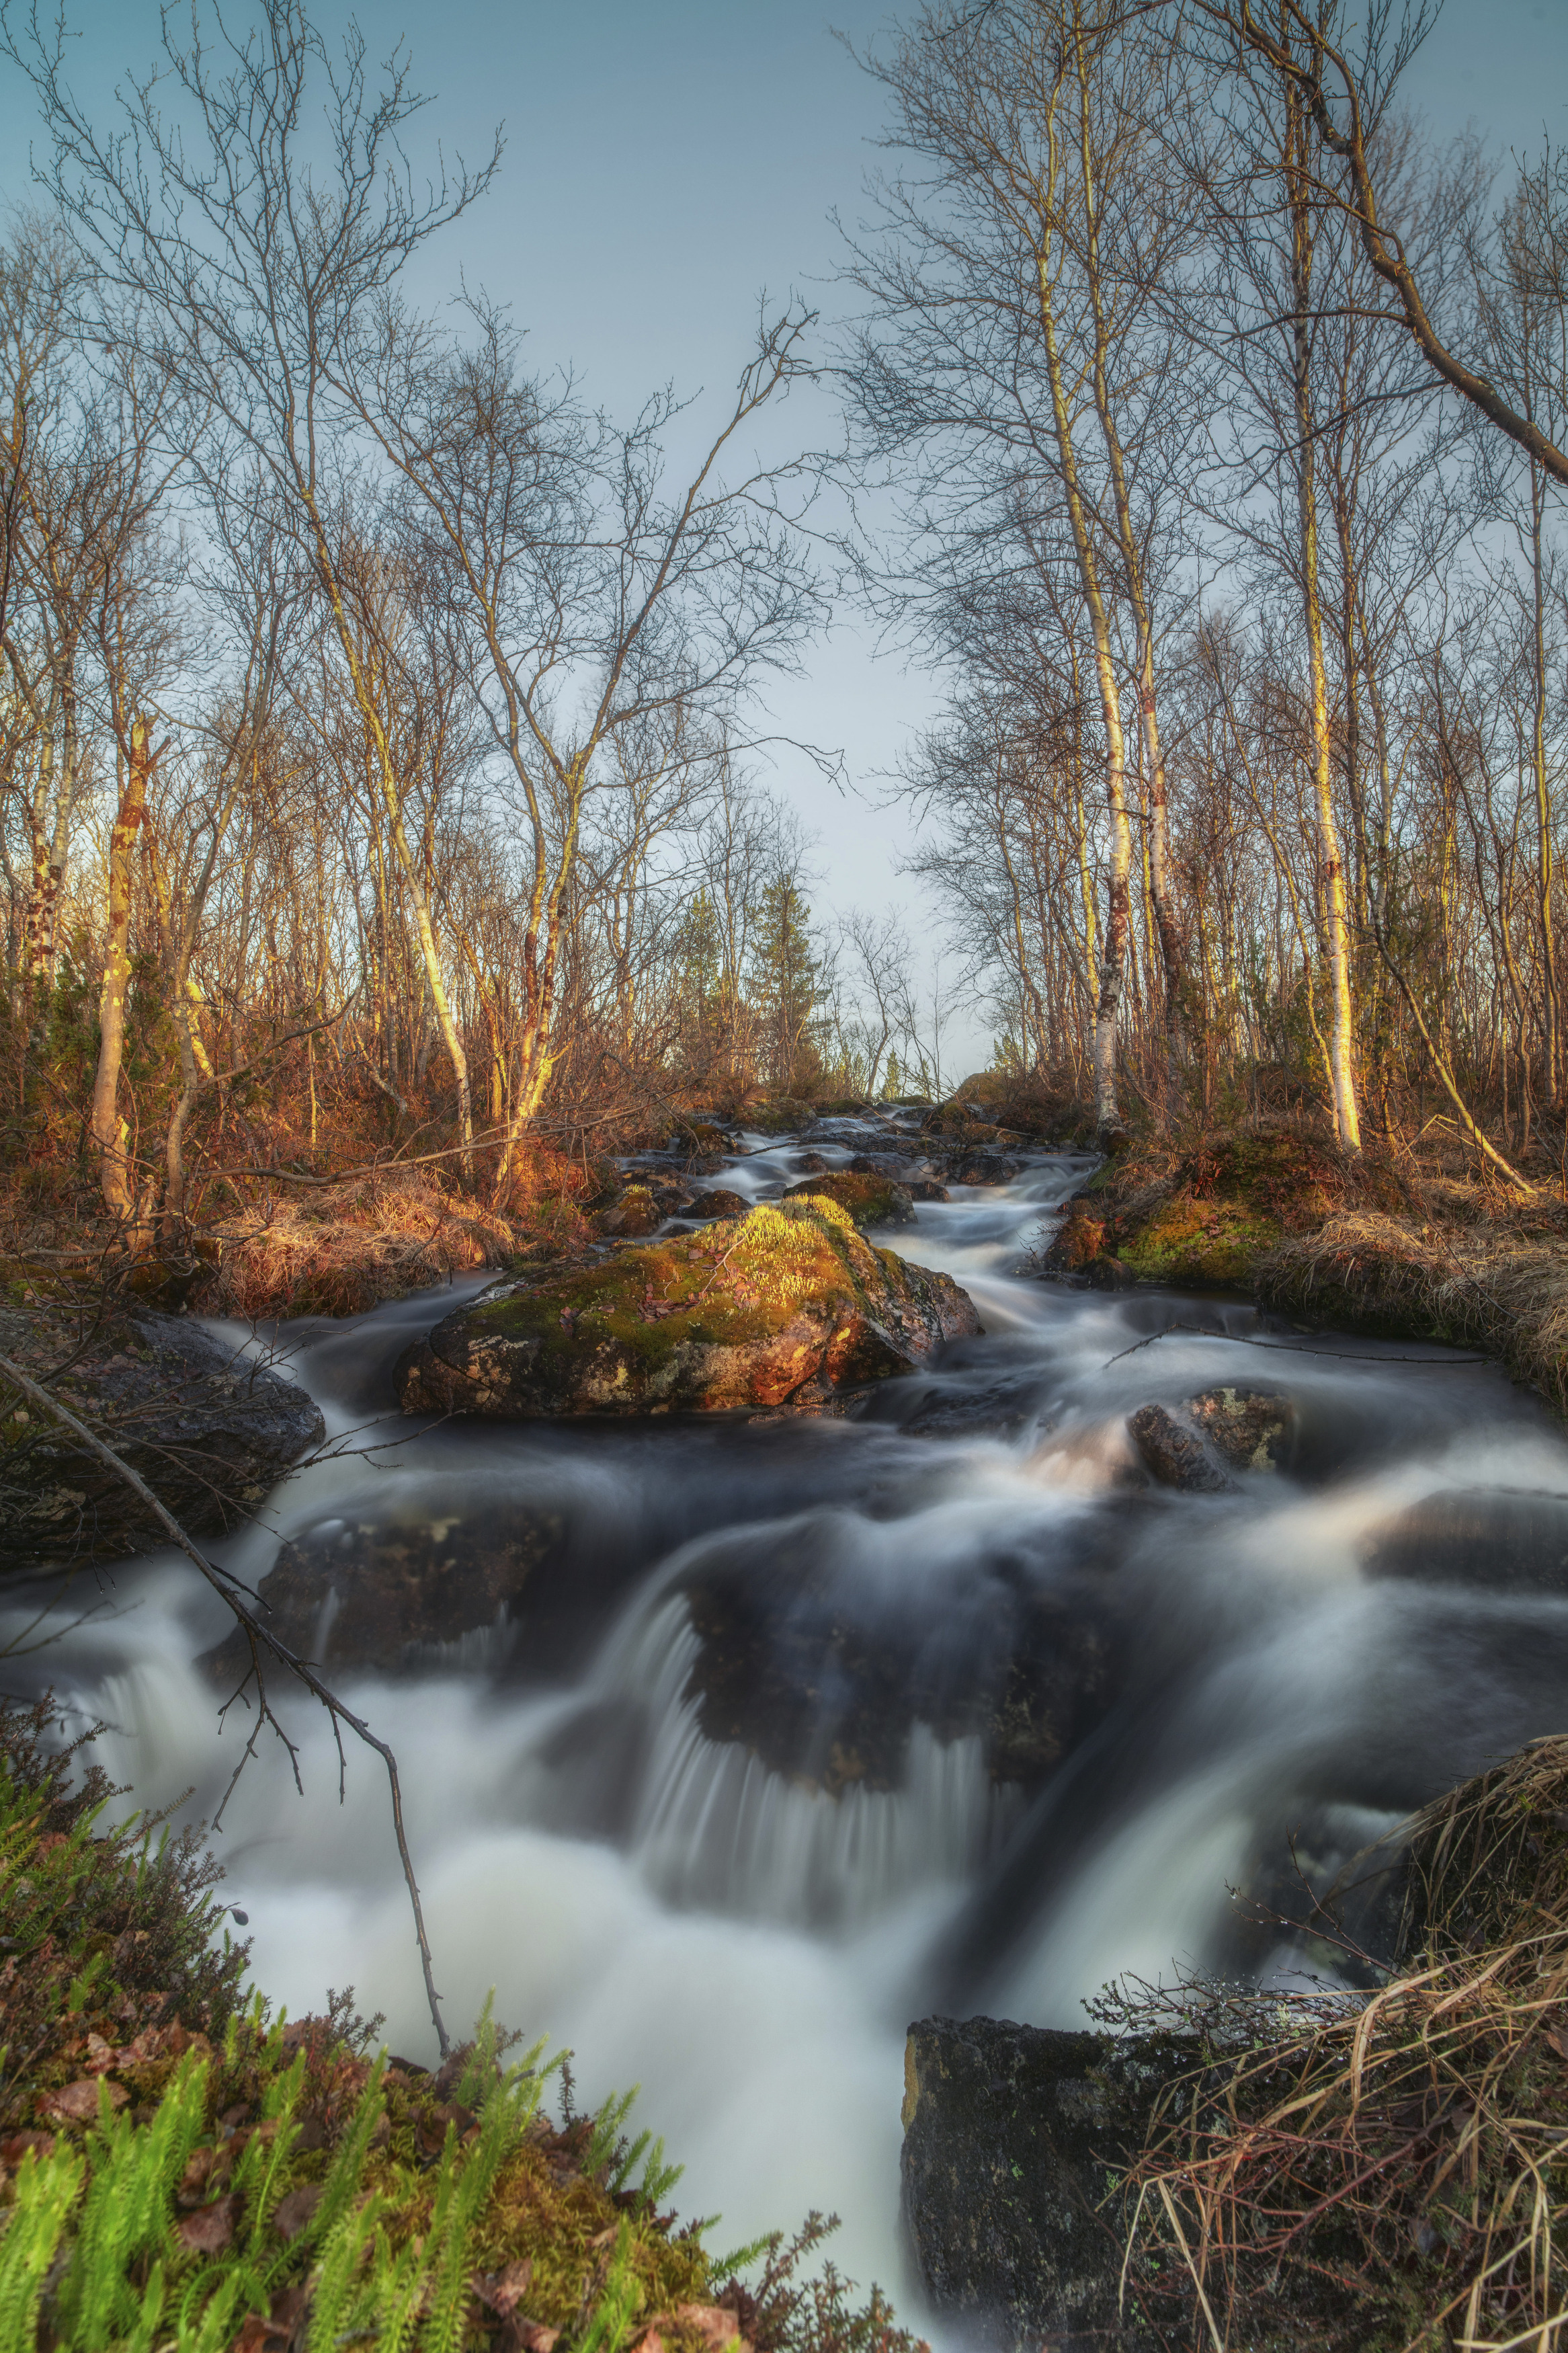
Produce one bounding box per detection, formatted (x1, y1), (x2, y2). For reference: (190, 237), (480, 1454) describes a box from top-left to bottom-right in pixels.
(89, 717), (150, 1220)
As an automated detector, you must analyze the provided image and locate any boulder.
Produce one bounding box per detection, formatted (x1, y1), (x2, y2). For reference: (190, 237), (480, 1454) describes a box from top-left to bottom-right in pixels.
(682, 1525), (1122, 1793)
(793, 1152), (830, 1174)
(905, 1178), (950, 1203)
(780, 1172), (916, 1228)
(1362, 1486), (1568, 1594)
(200, 1498), (570, 1681)
(686, 1189), (750, 1222)
(950, 1151), (1021, 1187)
(594, 1184), (665, 1237)
(397, 1196), (981, 1419)
(741, 1098), (817, 1135)
(1127, 1402), (1233, 1492)
(0, 1306), (325, 1574)
(901, 2014), (1192, 2352)
(1187, 1384), (1296, 1473)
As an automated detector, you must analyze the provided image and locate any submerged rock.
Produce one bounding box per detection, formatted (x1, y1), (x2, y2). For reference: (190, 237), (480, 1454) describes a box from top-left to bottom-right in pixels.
(949, 1150), (1022, 1187)
(200, 1499), (569, 1681)
(780, 1171), (916, 1228)
(1362, 1486), (1568, 1593)
(901, 2013), (1191, 2352)
(0, 1306), (324, 1574)
(681, 1520), (1122, 1794)
(1127, 1401), (1233, 1492)
(397, 1196), (980, 1419)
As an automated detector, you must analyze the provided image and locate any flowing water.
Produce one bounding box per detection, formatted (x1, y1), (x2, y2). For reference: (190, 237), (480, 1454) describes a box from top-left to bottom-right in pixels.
(10, 1119), (1568, 2323)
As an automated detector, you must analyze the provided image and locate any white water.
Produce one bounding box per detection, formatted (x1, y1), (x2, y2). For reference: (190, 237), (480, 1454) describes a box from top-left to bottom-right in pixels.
(11, 1115), (1568, 2325)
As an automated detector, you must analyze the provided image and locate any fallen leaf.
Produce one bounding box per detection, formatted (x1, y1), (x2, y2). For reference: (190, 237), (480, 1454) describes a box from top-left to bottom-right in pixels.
(271, 2184), (322, 2241)
(472, 2260), (534, 2316)
(674, 2307), (741, 2349)
(46, 2079), (127, 2121)
(587, 2225), (618, 2250)
(1, 2131), (54, 2165)
(1547, 2025), (1568, 2061)
(512, 2326), (560, 2353)
(177, 2196), (237, 2255)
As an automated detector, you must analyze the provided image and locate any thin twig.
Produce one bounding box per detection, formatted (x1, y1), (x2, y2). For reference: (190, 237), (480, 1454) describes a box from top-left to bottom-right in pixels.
(0, 1348), (450, 2057)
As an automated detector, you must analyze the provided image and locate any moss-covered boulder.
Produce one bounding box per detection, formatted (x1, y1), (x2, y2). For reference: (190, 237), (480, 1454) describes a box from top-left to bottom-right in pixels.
(397, 1197), (981, 1419)
(741, 1097), (817, 1135)
(780, 1172), (915, 1228)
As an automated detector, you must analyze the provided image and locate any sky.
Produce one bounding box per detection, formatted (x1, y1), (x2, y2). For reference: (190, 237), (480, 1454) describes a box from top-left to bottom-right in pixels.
(3, 0), (1568, 1078)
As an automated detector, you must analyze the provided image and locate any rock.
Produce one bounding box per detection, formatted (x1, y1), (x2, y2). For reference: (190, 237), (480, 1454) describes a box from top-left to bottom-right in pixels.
(200, 1498), (569, 1681)
(780, 1172), (915, 1228)
(741, 1097), (817, 1135)
(1362, 1486), (1568, 1594)
(950, 1151), (1021, 1187)
(793, 1152), (830, 1174)
(895, 1375), (1045, 1439)
(1127, 1402), (1233, 1492)
(682, 1522), (1122, 1793)
(901, 2013), (1193, 2352)
(1186, 1385), (1296, 1473)
(397, 1196), (981, 1419)
(594, 1184), (664, 1237)
(686, 1189), (750, 1222)
(0, 1307), (325, 1575)
(905, 1178), (950, 1203)
(846, 1150), (919, 1175)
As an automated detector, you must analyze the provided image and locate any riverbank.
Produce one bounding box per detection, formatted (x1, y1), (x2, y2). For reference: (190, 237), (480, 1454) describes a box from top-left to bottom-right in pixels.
(1045, 1122), (1568, 1416)
(0, 1696), (921, 2353)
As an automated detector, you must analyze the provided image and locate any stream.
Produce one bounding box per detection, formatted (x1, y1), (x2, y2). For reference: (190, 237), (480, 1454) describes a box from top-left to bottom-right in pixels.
(9, 1116), (1568, 2321)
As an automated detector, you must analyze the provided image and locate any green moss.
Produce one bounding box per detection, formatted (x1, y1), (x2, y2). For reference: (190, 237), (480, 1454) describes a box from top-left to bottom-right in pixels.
(1118, 1196), (1281, 1286)
(472, 1201), (872, 1365)
(743, 1099), (817, 1135)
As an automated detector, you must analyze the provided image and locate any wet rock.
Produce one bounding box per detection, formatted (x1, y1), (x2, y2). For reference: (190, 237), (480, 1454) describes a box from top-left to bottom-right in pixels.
(793, 1152), (830, 1174)
(800, 1117), (886, 1145)
(894, 1376), (1045, 1440)
(741, 1097), (817, 1135)
(682, 1522), (1121, 1794)
(686, 1189), (750, 1222)
(846, 1150), (920, 1176)
(594, 1184), (664, 1237)
(950, 1151), (1021, 1187)
(901, 2013), (1192, 2352)
(905, 1178), (950, 1203)
(781, 1171), (915, 1228)
(0, 1306), (325, 1574)
(1362, 1486), (1568, 1594)
(1187, 1384), (1296, 1473)
(200, 1499), (569, 1681)
(1127, 1402), (1233, 1492)
(397, 1196), (980, 1419)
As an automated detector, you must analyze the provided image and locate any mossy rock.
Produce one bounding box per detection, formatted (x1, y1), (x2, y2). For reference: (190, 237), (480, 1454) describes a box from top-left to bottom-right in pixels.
(594, 1183), (663, 1237)
(397, 1197), (981, 1419)
(1118, 1194), (1281, 1286)
(743, 1097), (818, 1135)
(781, 1172), (915, 1229)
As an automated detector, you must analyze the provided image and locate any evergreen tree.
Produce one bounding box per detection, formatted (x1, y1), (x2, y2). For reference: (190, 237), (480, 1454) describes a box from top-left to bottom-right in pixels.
(747, 873), (824, 1093)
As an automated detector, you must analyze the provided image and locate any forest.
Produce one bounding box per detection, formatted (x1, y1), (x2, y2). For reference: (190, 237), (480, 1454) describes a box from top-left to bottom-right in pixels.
(1, 0), (1567, 1275)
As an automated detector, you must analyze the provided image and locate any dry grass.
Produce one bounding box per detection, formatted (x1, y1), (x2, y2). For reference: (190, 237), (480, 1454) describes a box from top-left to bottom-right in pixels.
(1119, 1739), (1568, 2353)
(1260, 1209), (1568, 1416)
(192, 1159), (592, 1320)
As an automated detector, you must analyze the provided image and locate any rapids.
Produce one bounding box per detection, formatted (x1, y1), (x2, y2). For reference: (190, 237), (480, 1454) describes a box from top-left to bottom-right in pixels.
(8, 1117), (1568, 2323)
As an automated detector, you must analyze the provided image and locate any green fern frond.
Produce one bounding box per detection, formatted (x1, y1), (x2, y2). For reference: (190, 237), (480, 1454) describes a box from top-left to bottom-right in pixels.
(0, 2141), (85, 2351)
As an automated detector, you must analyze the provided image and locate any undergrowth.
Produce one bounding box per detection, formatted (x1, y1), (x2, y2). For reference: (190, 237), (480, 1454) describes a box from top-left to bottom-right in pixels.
(1117, 1737), (1568, 2352)
(0, 1700), (927, 2353)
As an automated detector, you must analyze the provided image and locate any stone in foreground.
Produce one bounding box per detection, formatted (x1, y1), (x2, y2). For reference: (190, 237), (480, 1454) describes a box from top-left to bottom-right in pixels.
(901, 2014), (1192, 2352)
(398, 1197), (980, 1417)
(1, 1306), (325, 1574)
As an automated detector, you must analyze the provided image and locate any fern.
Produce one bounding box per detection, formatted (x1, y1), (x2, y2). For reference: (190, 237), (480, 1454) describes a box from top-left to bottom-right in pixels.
(0, 2143), (85, 2347)
(53, 2055), (209, 2346)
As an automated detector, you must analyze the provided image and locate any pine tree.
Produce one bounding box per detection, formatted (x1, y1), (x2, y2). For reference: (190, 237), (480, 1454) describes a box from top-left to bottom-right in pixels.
(747, 875), (824, 1094)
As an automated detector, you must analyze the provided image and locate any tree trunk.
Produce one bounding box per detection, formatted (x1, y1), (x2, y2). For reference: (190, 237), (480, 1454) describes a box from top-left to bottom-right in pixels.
(90, 718), (151, 1222)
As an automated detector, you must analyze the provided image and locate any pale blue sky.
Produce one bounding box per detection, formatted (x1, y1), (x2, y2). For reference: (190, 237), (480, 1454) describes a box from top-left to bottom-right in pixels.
(3, 0), (1567, 1072)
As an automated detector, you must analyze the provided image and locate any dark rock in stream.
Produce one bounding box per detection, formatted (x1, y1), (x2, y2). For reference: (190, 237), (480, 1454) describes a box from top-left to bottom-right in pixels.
(398, 1195), (980, 1418)
(1127, 1402), (1233, 1493)
(1188, 1384), (1297, 1473)
(685, 1188), (750, 1222)
(200, 1499), (570, 1679)
(1362, 1485), (1568, 1594)
(901, 2013), (1193, 2352)
(681, 1515), (1124, 1793)
(0, 1306), (325, 1573)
